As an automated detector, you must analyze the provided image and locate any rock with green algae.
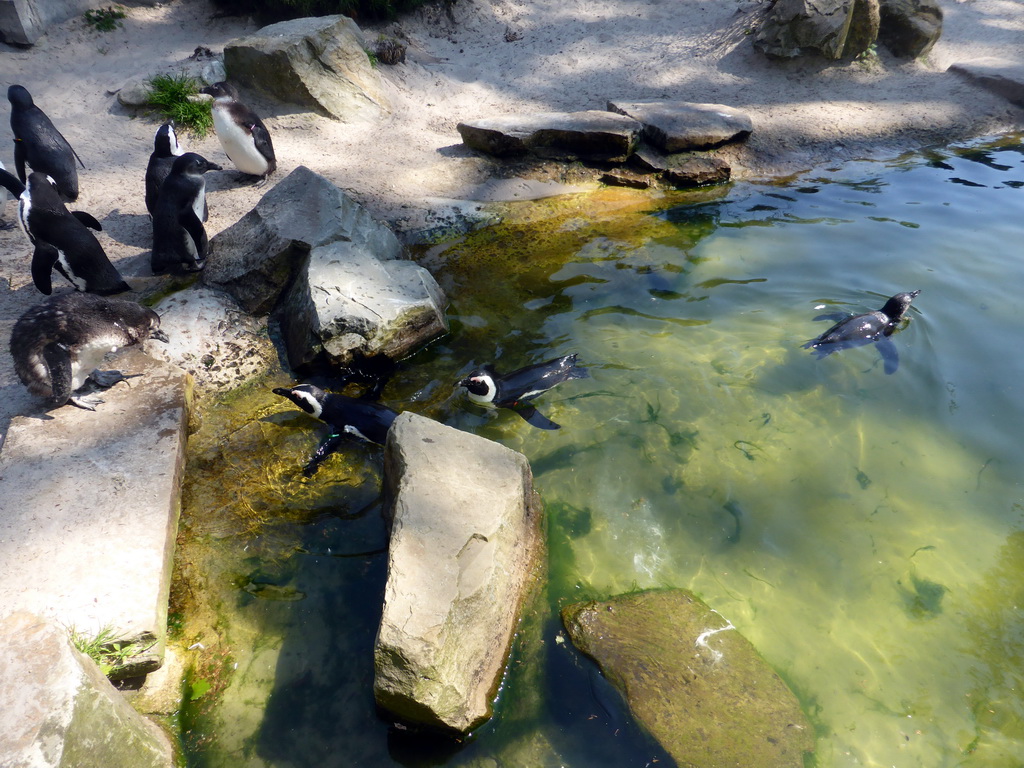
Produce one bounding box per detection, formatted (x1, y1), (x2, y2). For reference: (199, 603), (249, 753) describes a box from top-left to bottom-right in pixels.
(561, 589), (814, 768)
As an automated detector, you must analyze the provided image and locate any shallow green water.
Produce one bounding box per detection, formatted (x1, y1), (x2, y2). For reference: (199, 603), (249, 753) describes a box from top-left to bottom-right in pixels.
(178, 135), (1024, 768)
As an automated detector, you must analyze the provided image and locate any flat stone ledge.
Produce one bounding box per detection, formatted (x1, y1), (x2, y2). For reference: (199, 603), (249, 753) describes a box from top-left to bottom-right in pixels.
(457, 111), (642, 162)
(607, 100), (753, 152)
(947, 58), (1024, 108)
(0, 348), (191, 658)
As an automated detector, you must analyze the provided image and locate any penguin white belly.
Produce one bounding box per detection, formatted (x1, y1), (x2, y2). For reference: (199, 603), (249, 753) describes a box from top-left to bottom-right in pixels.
(69, 338), (118, 390)
(212, 107), (270, 177)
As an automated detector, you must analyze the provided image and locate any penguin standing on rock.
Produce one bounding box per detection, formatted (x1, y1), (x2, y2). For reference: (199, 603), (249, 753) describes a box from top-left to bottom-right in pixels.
(145, 121), (186, 218)
(151, 152), (221, 274)
(200, 81), (276, 183)
(273, 383), (399, 476)
(10, 292), (169, 410)
(458, 353), (590, 430)
(0, 170), (129, 295)
(804, 290), (921, 374)
(8, 84), (85, 202)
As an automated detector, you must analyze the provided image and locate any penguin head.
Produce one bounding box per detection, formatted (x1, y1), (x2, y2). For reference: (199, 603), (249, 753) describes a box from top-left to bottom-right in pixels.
(199, 81), (240, 102)
(459, 367), (498, 404)
(155, 122), (184, 157)
(273, 384), (327, 419)
(881, 290), (921, 322)
(8, 84), (33, 109)
(172, 152), (223, 176)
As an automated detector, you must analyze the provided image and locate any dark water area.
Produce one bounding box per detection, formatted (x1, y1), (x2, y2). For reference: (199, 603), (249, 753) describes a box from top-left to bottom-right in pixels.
(175, 134), (1024, 768)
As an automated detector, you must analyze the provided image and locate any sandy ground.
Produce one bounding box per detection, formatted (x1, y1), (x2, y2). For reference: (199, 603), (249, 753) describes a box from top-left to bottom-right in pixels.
(0, 0), (1022, 438)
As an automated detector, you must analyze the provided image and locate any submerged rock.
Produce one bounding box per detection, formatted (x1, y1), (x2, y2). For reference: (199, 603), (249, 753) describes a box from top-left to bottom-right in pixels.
(607, 100), (753, 152)
(457, 111), (642, 162)
(374, 413), (544, 734)
(224, 15), (388, 121)
(562, 589), (814, 768)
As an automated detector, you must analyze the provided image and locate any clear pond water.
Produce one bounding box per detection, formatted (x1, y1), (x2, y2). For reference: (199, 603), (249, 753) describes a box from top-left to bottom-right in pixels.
(177, 135), (1024, 768)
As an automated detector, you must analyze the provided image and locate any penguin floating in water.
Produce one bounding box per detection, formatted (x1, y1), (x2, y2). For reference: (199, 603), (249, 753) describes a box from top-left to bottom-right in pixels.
(8, 84), (85, 202)
(804, 290), (920, 375)
(144, 121), (186, 218)
(0, 170), (129, 295)
(10, 292), (168, 411)
(200, 81), (276, 183)
(151, 152), (221, 274)
(273, 383), (399, 476)
(458, 353), (589, 430)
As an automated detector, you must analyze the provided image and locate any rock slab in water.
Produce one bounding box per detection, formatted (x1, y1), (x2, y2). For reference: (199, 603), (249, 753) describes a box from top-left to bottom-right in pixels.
(562, 589), (815, 768)
(607, 101), (753, 152)
(755, 0), (876, 60)
(947, 58), (1024, 108)
(0, 612), (174, 767)
(457, 111), (642, 162)
(374, 412), (544, 734)
(0, 349), (190, 662)
(878, 0), (942, 58)
(224, 15), (388, 121)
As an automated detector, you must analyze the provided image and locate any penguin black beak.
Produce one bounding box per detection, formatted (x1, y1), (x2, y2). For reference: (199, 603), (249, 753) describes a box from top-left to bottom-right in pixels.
(208, 162), (223, 172)
(272, 387), (293, 399)
(151, 329), (169, 343)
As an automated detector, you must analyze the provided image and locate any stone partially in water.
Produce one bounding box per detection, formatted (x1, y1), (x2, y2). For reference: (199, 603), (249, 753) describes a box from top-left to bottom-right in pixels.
(562, 589), (814, 768)
(457, 111), (642, 162)
(607, 101), (753, 153)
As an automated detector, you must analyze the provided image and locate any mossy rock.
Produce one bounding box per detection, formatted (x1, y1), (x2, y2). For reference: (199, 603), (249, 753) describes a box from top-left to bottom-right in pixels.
(561, 588), (814, 768)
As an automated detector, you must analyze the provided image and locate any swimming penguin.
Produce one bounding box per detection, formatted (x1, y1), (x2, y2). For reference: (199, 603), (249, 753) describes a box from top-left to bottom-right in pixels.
(151, 152), (222, 274)
(458, 353), (590, 430)
(0, 170), (128, 295)
(11, 292), (168, 410)
(804, 290), (921, 375)
(200, 81), (276, 182)
(273, 383), (399, 476)
(144, 121), (187, 218)
(8, 84), (85, 202)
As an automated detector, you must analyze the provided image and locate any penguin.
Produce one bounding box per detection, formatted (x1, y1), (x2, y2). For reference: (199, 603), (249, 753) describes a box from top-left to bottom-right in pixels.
(151, 152), (222, 274)
(200, 82), (276, 183)
(272, 383), (399, 476)
(8, 84), (85, 202)
(10, 292), (168, 410)
(0, 159), (11, 230)
(0, 170), (128, 295)
(144, 121), (188, 218)
(458, 353), (589, 430)
(804, 290), (921, 375)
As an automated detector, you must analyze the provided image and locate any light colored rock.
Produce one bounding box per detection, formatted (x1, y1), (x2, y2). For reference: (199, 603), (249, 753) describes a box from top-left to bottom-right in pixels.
(879, 0), (942, 59)
(374, 413), (544, 734)
(0, 612), (174, 767)
(948, 58), (1024, 107)
(607, 100), (753, 152)
(129, 645), (185, 716)
(224, 15), (388, 121)
(116, 51), (226, 107)
(0, 348), (191, 658)
(149, 287), (275, 396)
(457, 111), (642, 162)
(755, 0), (859, 60)
(0, 0), (163, 46)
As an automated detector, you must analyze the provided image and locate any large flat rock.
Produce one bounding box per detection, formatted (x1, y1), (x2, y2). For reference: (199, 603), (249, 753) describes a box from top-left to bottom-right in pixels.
(457, 111), (642, 162)
(374, 412), (544, 734)
(0, 348), (191, 660)
(948, 57), (1024, 108)
(607, 100), (753, 153)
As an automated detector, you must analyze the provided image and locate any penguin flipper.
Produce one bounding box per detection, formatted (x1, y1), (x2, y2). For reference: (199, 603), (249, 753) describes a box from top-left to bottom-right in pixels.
(0, 167), (25, 197)
(877, 337), (900, 375)
(303, 433), (347, 477)
(13, 139), (27, 183)
(71, 211), (102, 231)
(179, 207), (209, 270)
(42, 342), (73, 406)
(251, 123), (276, 168)
(31, 242), (59, 295)
(514, 404), (562, 430)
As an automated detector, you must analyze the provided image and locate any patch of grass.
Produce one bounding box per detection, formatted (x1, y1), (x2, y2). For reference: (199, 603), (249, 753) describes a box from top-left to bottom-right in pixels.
(68, 625), (157, 677)
(146, 73), (213, 137)
(83, 6), (126, 32)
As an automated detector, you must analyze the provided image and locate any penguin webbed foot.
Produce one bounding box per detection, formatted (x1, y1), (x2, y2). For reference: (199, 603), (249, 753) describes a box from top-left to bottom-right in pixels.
(513, 404), (562, 430)
(68, 393), (104, 411)
(88, 369), (142, 389)
(302, 433), (347, 477)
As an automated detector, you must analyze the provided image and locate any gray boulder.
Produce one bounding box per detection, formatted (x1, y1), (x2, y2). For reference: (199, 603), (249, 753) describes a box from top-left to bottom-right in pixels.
(755, 0), (878, 60)
(879, 0), (943, 58)
(457, 111), (642, 162)
(662, 155), (732, 188)
(224, 15), (388, 121)
(0, 612), (174, 767)
(607, 100), (752, 152)
(948, 58), (1024, 108)
(0, 0), (156, 46)
(374, 413), (544, 734)
(279, 239), (448, 370)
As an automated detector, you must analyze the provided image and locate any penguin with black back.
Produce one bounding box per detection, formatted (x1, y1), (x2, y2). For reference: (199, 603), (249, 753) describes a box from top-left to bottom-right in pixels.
(458, 352), (589, 430)
(0, 170), (128, 295)
(145, 121), (187, 218)
(200, 81), (276, 183)
(8, 84), (85, 202)
(11, 292), (169, 410)
(151, 152), (222, 274)
(273, 383), (399, 476)
(804, 290), (921, 375)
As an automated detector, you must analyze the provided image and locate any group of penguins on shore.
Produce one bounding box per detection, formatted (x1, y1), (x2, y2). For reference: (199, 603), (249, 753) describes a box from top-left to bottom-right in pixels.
(1, 82), (922, 474)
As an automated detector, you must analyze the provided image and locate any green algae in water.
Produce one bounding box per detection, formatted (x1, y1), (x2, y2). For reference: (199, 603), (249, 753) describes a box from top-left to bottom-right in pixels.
(175, 135), (1024, 768)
